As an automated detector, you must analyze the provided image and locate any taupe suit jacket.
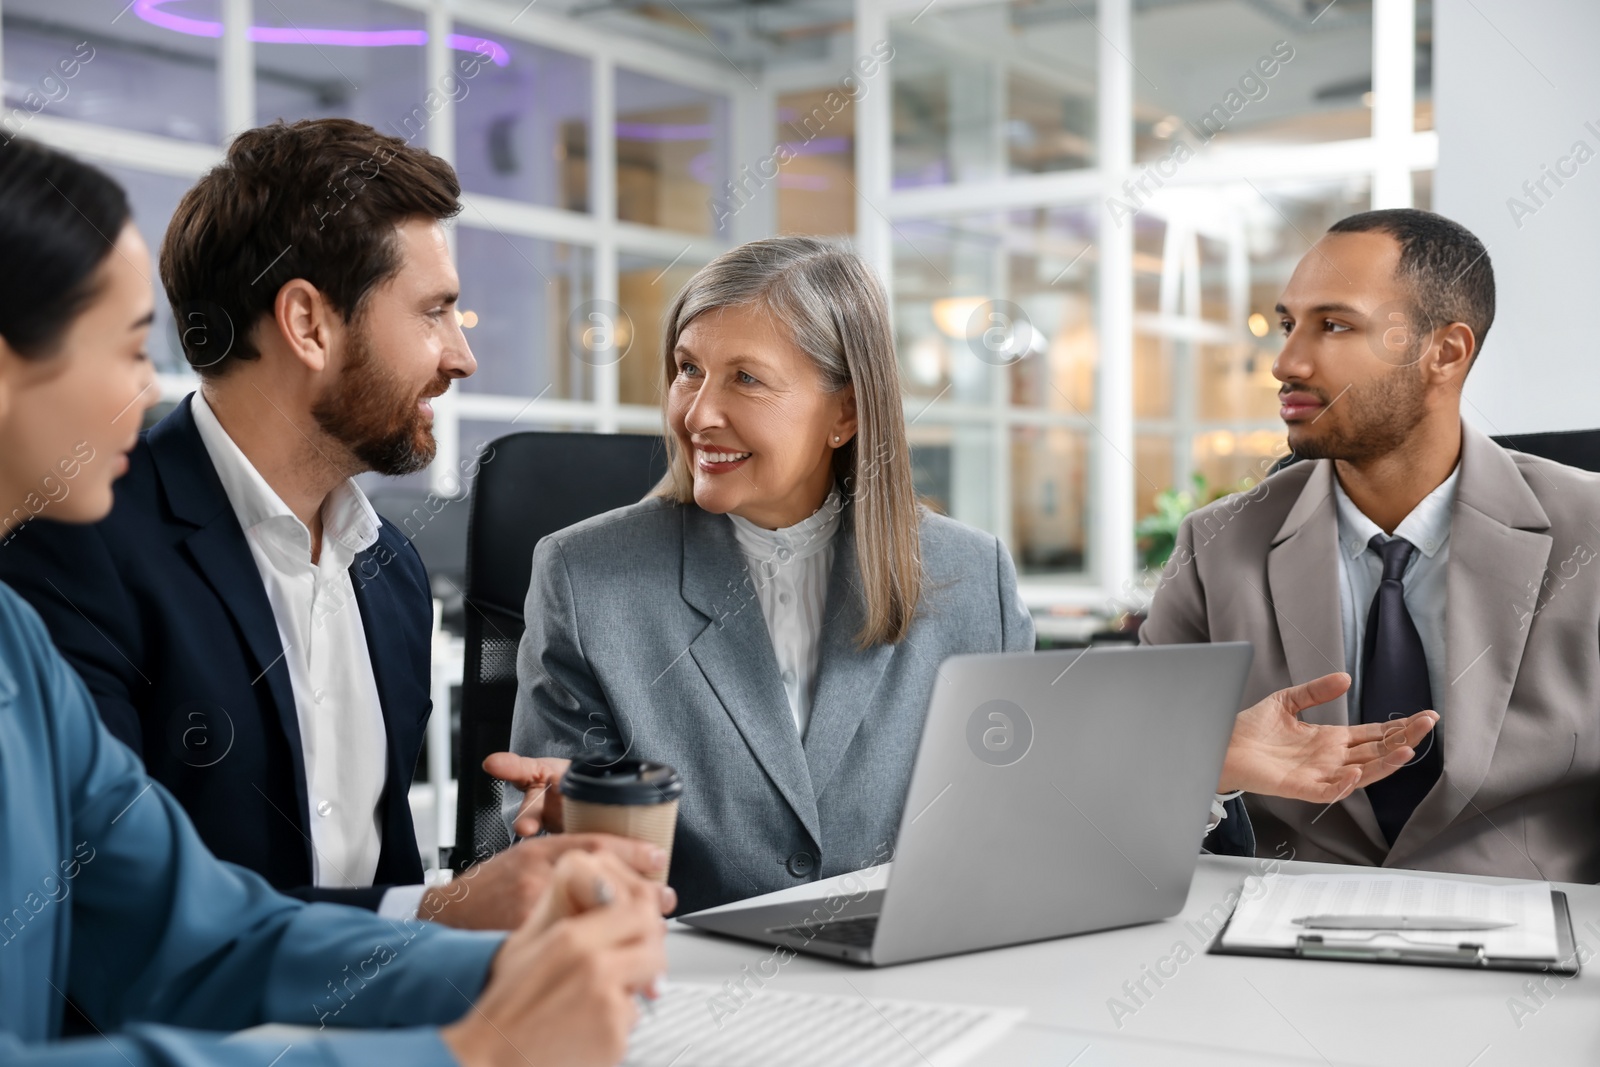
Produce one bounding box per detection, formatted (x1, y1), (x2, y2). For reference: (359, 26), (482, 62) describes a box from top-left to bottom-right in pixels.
(1142, 424), (1600, 881)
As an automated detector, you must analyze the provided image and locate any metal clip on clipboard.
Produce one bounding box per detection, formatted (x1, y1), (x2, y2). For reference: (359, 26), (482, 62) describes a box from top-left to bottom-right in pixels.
(1295, 934), (1489, 965)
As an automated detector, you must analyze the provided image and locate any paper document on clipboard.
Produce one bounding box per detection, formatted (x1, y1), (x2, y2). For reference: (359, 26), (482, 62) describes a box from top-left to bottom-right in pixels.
(1219, 873), (1561, 960)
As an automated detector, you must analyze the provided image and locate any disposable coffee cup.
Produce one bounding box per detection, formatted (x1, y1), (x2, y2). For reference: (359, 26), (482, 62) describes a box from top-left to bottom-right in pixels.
(559, 759), (683, 884)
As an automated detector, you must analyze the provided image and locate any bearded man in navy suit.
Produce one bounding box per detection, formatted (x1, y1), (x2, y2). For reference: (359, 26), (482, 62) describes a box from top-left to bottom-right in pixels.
(0, 118), (669, 927)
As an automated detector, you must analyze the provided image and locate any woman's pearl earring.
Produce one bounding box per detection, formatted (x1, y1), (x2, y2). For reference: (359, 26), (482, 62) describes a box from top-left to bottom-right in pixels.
(833, 435), (841, 444)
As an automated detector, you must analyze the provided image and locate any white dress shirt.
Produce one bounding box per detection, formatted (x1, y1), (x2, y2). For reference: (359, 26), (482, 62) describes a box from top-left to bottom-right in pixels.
(727, 486), (844, 738)
(191, 394), (423, 917)
(1333, 465), (1460, 717)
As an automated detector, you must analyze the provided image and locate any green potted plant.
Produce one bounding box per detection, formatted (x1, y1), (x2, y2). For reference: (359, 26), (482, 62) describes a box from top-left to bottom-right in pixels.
(1135, 472), (1239, 571)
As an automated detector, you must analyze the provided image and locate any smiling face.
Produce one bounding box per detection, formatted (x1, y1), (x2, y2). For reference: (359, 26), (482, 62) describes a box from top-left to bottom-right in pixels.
(666, 302), (857, 529)
(0, 222), (159, 526)
(1272, 230), (1439, 462)
(310, 217), (475, 475)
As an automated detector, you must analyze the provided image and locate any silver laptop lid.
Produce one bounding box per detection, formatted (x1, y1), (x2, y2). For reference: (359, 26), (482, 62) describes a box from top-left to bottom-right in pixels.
(870, 642), (1252, 965)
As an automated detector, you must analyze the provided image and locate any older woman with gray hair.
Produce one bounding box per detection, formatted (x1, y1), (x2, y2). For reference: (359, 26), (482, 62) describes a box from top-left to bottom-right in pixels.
(487, 237), (1027, 914)
(486, 236), (1437, 914)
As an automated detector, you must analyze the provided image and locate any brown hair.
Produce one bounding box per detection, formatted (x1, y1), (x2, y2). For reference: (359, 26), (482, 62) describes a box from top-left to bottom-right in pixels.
(651, 237), (923, 647)
(159, 118), (460, 377)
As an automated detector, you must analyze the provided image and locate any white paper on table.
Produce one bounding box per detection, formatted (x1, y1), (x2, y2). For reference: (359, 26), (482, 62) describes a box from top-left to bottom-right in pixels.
(1219, 873), (1560, 960)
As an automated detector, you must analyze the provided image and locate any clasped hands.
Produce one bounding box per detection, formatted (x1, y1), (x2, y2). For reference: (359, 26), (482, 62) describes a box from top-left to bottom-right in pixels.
(440, 847), (668, 1067)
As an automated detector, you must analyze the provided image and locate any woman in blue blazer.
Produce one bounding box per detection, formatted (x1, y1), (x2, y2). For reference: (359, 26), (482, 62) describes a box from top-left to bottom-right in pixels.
(0, 138), (664, 1066)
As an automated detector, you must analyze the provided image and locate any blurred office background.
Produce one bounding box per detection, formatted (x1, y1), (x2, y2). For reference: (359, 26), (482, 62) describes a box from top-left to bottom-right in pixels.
(15, 0), (1586, 861)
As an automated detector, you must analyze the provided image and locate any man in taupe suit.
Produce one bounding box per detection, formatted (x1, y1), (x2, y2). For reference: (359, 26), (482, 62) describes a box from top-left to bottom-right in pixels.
(1142, 208), (1600, 882)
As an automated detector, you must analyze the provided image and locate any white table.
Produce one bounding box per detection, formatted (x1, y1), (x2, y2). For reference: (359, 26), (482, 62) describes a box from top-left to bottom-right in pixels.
(665, 855), (1600, 1066)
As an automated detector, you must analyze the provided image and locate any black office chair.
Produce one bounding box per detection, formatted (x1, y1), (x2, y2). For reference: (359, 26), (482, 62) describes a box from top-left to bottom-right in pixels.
(366, 486), (470, 635)
(450, 431), (669, 872)
(1492, 429), (1600, 473)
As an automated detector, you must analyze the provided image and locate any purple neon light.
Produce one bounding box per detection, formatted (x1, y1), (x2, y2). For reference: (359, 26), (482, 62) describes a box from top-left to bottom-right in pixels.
(133, 1), (510, 66)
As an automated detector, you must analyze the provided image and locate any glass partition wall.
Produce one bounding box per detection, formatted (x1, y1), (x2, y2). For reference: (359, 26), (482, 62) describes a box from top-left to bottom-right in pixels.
(855, 0), (1431, 608)
(5, 0), (1432, 610)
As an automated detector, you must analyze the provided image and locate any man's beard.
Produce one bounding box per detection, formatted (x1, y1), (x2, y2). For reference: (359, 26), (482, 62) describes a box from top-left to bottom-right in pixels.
(312, 327), (449, 477)
(1286, 361), (1427, 464)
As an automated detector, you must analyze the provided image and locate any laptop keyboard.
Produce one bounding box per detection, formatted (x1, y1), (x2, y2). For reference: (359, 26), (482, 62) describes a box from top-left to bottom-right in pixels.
(767, 914), (880, 948)
(622, 981), (1023, 1067)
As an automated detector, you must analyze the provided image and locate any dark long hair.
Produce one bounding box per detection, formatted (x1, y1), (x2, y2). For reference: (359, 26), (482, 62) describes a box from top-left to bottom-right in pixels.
(0, 140), (130, 358)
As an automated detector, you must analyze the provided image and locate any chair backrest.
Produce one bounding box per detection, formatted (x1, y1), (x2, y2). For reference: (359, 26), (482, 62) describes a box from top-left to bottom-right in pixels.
(365, 486), (470, 627)
(1491, 429), (1600, 473)
(452, 431), (670, 871)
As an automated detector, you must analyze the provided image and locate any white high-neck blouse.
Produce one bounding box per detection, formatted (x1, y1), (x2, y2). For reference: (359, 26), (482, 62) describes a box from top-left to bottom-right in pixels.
(726, 486), (844, 737)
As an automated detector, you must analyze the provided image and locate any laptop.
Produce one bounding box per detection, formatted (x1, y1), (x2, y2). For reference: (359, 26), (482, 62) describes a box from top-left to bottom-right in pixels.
(679, 642), (1254, 966)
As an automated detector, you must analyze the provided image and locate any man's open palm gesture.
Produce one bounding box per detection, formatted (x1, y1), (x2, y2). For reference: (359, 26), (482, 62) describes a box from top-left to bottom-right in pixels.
(1220, 672), (1439, 803)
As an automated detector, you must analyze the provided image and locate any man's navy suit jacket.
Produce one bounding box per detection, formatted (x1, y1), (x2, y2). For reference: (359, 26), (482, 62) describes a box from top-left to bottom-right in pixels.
(0, 394), (430, 908)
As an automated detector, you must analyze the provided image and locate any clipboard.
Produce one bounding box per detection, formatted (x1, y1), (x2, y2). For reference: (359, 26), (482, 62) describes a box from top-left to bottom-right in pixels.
(1208, 889), (1580, 975)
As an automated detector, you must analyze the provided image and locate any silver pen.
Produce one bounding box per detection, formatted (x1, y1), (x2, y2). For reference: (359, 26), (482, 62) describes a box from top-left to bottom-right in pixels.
(1292, 914), (1516, 931)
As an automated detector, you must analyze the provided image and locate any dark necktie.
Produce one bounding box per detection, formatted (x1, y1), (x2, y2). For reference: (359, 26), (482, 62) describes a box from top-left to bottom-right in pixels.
(1359, 535), (1441, 845)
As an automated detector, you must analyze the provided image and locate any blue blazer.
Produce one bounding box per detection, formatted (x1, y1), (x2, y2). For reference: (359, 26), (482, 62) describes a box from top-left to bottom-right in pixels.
(0, 395), (433, 909)
(0, 582), (501, 1066)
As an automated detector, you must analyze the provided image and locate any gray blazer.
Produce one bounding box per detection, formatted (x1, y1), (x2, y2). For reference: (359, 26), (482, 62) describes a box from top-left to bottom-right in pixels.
(509, 496), (1034, 913)
(1142, 423), (1600, 882)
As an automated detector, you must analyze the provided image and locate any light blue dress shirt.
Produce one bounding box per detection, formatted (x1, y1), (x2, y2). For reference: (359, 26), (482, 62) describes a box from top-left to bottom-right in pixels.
(0, 580), (504, 1066)
(1332, 465), (1460, 717)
